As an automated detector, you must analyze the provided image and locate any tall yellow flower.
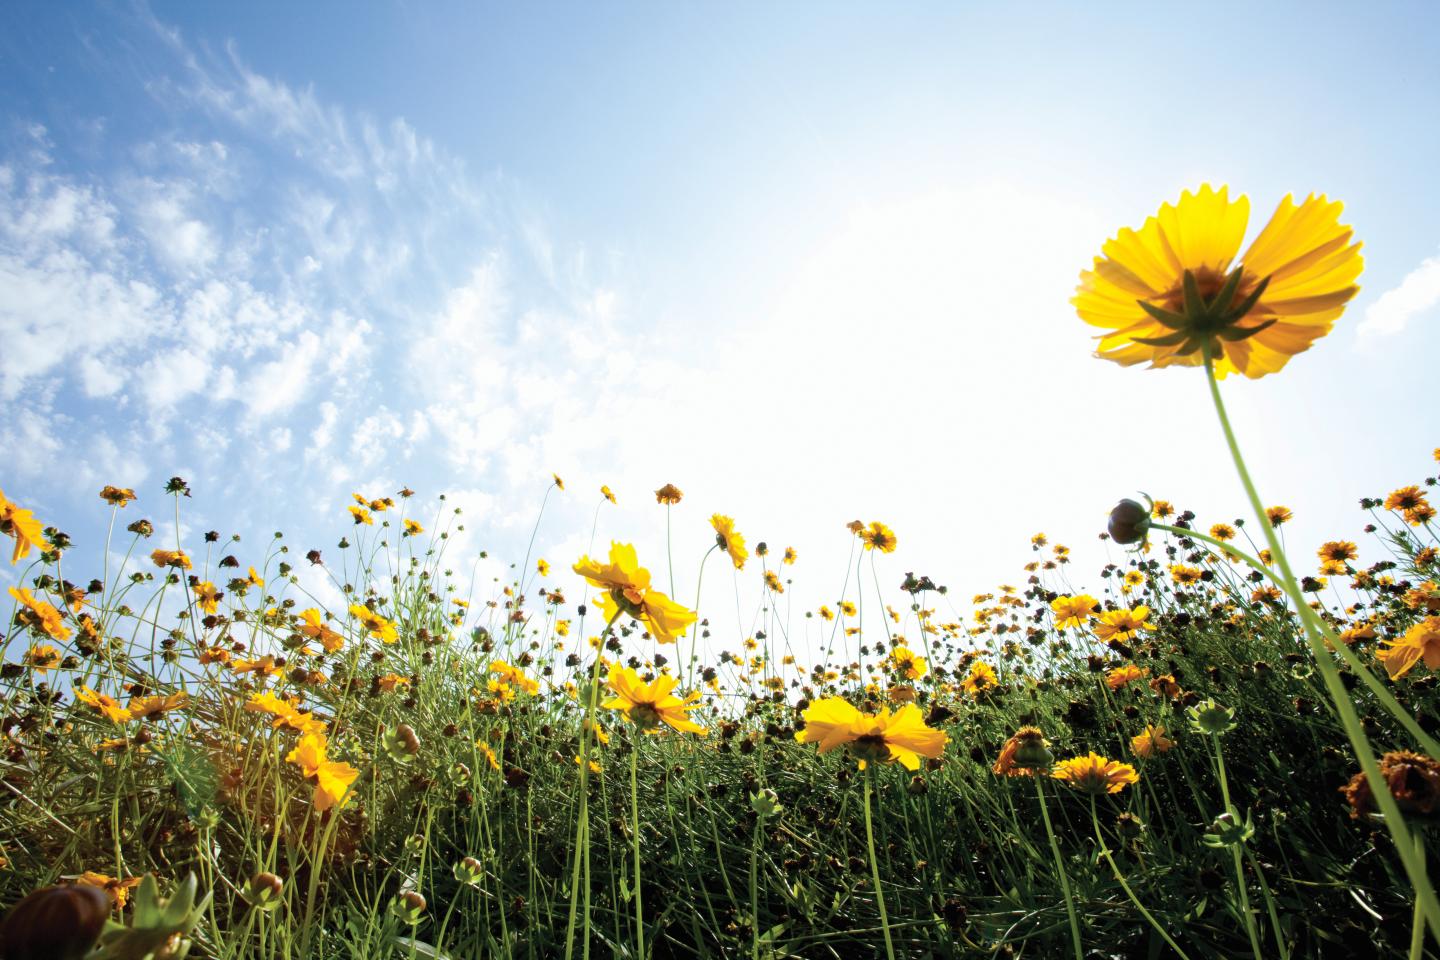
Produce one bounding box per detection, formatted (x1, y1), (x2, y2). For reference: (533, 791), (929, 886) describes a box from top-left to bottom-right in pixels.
(298, 608), (345, 652)
(603, 666), (707, 735)
(711, 514), (748, 569)
(859, 522), (897, 553)
(8, 587), (70, 641)
(0, 489), (50, 564)
(573, 542), (696, 644)
(1075, 184), (1362, 378)
(75, 686), (132, 723)
(794, 697), (948, 770)
(1050, 594), (1097, 630)
(490, 660), (541, 696)
(1093, 605), (1155, 644)
(193, 581), (222, 615)
(349, 604), (398, 643)
(1052, 752), (1140, 795)
(286, 731), (359, 812)
(1376, 617), (1440, 680)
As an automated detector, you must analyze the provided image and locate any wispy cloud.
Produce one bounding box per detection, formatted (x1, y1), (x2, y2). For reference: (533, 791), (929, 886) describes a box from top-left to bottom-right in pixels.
(1358, 252), (1440, 339)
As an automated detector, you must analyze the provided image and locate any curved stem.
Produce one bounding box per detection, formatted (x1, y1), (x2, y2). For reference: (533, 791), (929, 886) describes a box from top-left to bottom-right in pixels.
(1089, 797), (1193, 960)
(1201, 347), (1440, 944)
(631, 739), (645, 960)
(1035, 777), (1083, 960)
(862, 768), (896, 960)
(1211, 735), (1262, 960)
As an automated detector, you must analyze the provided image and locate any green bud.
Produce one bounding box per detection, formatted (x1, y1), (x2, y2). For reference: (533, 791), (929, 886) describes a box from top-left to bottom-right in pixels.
(1186, 699), (1236, 736)
(1201, 809), (1254, 848)
(749, 788), (783, 820)
(241, 872), (284, 912)
(452, 857), (485, 887)
(390, 891), (426, 925)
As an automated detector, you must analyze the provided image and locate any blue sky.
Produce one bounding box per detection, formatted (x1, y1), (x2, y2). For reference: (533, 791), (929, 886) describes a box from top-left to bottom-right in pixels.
(2, 2), (1438, 644)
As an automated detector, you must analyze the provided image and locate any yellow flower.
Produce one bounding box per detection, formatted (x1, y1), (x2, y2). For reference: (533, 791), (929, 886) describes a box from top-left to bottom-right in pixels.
(603, 666), (707, 735)
(377, 673), (410, 693)
(128, 691), (188, 720)
(348, 505), (374, 525)
(1130, 725), (1175, 759)
(286, 731), (359, 811)
(1266, 505), (1294, 526)
(75, 686), (132, 723)
(403, 519), (424, 536)
(1106, 664), (1149, 690)
(536, 558), (550, 576)
(840, 601), (857, 617)
(246, 566), (265, 587)
(574, 543), (697, 644)
(783, 546), (797, 565)
(232, 655), (284, 678)
(8, 587), (70, 641)
(1052, 752), (1140, 794)
(298, 608), (345, 652)
(1121, 570), (1146, 594)
(1093, 606), (1155, 644)
(99, 486), (137, 507)
(960, 660), (998, 696)
(193, 581), (222, 615)
(150, 549), (192, 570)
(859, 521), (897, 553)
(1075, 184), (1363, 378)
(1377, 616), (1440, 680)
(0, 489), (49, 564)
(489, 660), (540, 696)
(553, 473), (565, 490)
(1050, 594), (1097, 630)
(23, 644), (61, 671)
(764, 570), (784, 593)
(245, 691), (326, 734)
(655, 483), (683, 505)
(349, 604), (398, 643)
(1209, 523), (1236, 542)
(711, 514), (748, 569)
(1169, 564), (1203, 585)
(889, 646), (927, 681)
(795, 697), (947, 770)
(818, 605), (835, 621)
(601, 485), (617, 504)
(77, 871), (143, 908)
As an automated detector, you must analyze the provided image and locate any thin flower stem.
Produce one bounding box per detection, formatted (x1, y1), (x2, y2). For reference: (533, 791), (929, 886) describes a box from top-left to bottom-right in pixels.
(631, 739), (645, 960)
(1210, 735), (1263, 960)
(1035, 777), (1083, 960)
(862, 767), (897, 960)
(1088, 797), (1193, 960)
(565, 607), (624, 960)
(1411, 834), (1428, 960)
(1201, 347), (1440, 945)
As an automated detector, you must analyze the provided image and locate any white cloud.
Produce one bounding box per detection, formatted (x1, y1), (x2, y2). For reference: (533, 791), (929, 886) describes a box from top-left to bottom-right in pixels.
(1358, 252), (1440, 338)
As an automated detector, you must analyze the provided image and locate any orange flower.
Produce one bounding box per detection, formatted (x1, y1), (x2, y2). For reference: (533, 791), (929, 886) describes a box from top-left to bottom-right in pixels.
(0, 488), (49, 564)
(1052, 753), (1140, 794)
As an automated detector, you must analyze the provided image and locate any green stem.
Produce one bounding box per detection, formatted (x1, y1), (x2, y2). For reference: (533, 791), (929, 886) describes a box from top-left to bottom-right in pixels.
(1412, 833), (1428, 960)
(631, 739), (645, 960)
(862, 768), (897, 960)
(1211, 735), (1262, 960)
(1088, 797), (1193, 960)
(1035, 777), (1083, 960)
(1201, 347), (1440, 944)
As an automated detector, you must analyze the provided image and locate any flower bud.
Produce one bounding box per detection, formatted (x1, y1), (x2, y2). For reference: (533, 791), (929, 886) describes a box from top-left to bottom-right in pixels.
(453, 857), (485, 887)
(749, 788), (783, 820)
(390, 891), (427, 924)
(0, 884), (110, 960)
(1107, 499), (1151, 545)
(1186, 699), (1237, 736)
(242, 872), (284, 911)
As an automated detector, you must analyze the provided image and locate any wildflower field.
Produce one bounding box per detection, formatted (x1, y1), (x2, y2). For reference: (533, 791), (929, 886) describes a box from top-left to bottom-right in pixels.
(3, 187), (1439, 960)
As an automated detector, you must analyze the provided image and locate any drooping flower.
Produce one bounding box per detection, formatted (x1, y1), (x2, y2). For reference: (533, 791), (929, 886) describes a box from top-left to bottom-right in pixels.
(1376, 617), (1440, 680)
(489, 660), (540, 696)
(794, 697), (948, 770)
(127, 692), (188, 720)
(150, 549), (192, 570)
(99, 486), (137, 507)
(1093, 606), (1155, 644)
(286, 731), (359, 811)
(9, 587), (70, 641)
(348, 505), (373, 526)
(859, 522), (898, 553)
(403, 519), (424, 536)
(655, 484), (683, 505)
(23, 644), (61, 671)
(574, 542), (697, 644)
(601, 485), (617, 504)
(1106, 664), (1149, 690)
(764, 570), (784, 593)
(349, 604), (399, 643)
(1342, 750), (1440, 819)
(298, 608), (345, 652)
(245, 691), (327, 735)
(74, 686), (132, 723)
(1074, 184), (1363, 378)
(1050, 594), (1097, 630)
(993, 727), (1052, 776)
(603, 666), (707, 735)
(1052, 753), (1140, 794)
(0, 489), (49, 564)
(232, 655), (284, 678)
(711, 515), (749, 569)
(1130, 724), (1175, 758)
